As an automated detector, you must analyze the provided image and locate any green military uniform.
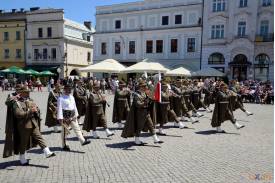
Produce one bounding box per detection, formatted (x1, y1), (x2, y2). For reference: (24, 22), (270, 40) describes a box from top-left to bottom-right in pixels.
(112, 83), (131, 124)
(45, 87), (62, 128)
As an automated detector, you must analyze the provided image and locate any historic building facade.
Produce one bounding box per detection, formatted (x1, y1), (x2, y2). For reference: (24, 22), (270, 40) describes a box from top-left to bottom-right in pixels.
(202, 0), (274, 82)
(25, 8), (94, 78)
(0, 10), (26, 69)
(94, 0), (203, 71)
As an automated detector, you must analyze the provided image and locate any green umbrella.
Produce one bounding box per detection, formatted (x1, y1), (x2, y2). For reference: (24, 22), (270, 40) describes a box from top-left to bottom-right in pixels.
(40, 70), (55, 76)
(25, 69), (41, 76)
(0, 66), (26, 74)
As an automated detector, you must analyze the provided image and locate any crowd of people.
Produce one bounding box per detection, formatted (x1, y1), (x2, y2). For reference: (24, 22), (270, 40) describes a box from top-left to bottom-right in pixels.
(1, 74), (272, 165)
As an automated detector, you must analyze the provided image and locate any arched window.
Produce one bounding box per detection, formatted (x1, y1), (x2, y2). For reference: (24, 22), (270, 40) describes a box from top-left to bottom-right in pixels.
(208, 53), (225, 64)
(255, 54), (270, 65)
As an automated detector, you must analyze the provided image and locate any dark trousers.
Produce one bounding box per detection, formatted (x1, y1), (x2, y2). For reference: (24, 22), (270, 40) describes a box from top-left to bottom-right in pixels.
(18, 126), (47, 154)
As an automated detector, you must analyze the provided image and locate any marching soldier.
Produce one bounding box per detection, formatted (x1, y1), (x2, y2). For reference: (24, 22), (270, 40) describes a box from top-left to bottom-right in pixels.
(171, 80), (198, 124)
(211, 83), (245, 133)
(112, 81), (131, 128)
(57, 84), (90, 151)
(229, 80), (253, 116)
(182, 80), (204, 118)
(45, 84), (63, 133)
(83, 82), (114, 139)
(157, 82), (187, 136)
(121, 80), (163, 145)
(73, 78), (88, 122)
(3, 86), (55, 165)
(191, 80), (212, 112)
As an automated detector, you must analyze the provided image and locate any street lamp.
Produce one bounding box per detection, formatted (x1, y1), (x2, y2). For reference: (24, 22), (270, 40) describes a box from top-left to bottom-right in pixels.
(57, 67), (61, 79)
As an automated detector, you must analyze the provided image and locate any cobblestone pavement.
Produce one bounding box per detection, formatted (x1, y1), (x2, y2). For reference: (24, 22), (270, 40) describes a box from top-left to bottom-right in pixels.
(0, 90), (273, 183)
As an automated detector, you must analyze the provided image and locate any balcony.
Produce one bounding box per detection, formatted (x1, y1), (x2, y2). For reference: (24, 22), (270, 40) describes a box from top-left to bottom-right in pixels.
(255, 34), (274, 42)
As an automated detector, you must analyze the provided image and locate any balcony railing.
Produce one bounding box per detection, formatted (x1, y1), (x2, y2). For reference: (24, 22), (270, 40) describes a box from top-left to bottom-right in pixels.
(255, 34), (274, 42)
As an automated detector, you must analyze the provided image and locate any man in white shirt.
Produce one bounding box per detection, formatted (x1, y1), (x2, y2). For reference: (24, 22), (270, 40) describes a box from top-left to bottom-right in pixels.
(57, 84), (90, 151)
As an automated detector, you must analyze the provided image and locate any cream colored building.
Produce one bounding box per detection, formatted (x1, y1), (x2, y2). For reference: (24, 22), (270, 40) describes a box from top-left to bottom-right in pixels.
(26, 8), (94, 78)
(0, 10), (26, 69)
(202, 0), (274, 82)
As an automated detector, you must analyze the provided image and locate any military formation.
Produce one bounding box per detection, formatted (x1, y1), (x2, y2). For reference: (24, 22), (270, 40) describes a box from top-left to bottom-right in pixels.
(2, 77), (254, 165)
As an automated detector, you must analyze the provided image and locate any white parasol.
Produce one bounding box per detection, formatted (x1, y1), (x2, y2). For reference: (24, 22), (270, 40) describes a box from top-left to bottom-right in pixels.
(79, 59), (126, 73)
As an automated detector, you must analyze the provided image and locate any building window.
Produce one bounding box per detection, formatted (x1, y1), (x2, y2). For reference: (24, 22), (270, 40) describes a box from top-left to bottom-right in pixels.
(38, 28), (43, 38)
(260, 20), (269, 36)
(211, 25), (224, 39)
(212, 0), (226, 12)
(237, 21), (246, 37)
(101, 42), (107, 55)
(146, 40), (153, 53)
(51, 48), (56, 60)
(16, 49), (22, 59)
(47, 27), (52, 37)
(239, 0), (248, 7)
(16, 31), (21, 40)
(115, 42), (121, 54)
(175, 15), (182, 24)
(262, 0), (272, 6)
(208, 53), (225, 64)
(187, 38), (196, 52)
(255, 54), (270, 65)
(34, 49), (39, 60)
(4, 49), (9, 58)
(156, 40), (163, 53)
(87, 52), (91, 62)
(3, 32), (9, 41)
(115, 20), (121, 29)
(87, 35), (91, 42)
(171, 39), (178, 53)
(162, 16), (169, 25)
(43, 48), (48, 60)
(129, 41), (136, 54)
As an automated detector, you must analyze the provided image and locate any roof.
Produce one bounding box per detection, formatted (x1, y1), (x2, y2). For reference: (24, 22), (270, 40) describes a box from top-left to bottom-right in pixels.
(64, 18), (95, 33)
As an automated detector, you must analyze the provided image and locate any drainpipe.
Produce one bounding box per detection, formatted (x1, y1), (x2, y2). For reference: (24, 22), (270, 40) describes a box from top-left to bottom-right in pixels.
(199, 0), (204, 70)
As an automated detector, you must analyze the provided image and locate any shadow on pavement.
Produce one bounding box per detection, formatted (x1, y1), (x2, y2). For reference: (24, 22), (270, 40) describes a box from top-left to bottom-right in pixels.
(28, 147), (85, 154)
(195, 130), (240, 135)
(0, 160), (49, 170)
(106, 141), (162, 150)
(106, 141), (136, 150)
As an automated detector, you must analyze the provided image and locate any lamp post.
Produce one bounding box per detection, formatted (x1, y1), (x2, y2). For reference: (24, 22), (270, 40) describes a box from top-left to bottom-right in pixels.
(57, 67), (61, 79)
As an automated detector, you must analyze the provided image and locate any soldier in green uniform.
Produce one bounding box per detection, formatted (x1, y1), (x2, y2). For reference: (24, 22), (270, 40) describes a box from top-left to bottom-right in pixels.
(83, 82), (114, 139)
(121, 80), (164, 145)
(112, 81), (131, 128)
(73, 79), (88, 122)
(157, 82), (188, 136)
(211, 83), (245, 133)
(3, 86), (55, 165)
(171, 80), (199, 124)
(45, 84), (63, 133)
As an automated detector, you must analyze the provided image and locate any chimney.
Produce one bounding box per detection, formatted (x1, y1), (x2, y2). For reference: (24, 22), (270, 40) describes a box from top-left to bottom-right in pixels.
(84, 21), (91, 30)
(30, 7), (40, 11)
(12, 9), (16, 13)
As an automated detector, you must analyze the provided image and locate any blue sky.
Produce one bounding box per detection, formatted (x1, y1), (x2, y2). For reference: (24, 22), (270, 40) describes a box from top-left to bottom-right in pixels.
(1, 0), (138, 25)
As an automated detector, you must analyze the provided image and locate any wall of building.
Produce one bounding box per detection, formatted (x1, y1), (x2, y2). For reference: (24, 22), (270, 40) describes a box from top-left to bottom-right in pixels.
(0, 20), (25, 68)
(94, 0), (202, 71)
(202, 0), (274, 82)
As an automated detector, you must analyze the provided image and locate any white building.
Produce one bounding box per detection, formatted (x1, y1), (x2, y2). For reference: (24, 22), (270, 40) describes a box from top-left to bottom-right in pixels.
(202, 0), (274, 82)
(26, 8), (94, 78)
(94, 0), (203, 73)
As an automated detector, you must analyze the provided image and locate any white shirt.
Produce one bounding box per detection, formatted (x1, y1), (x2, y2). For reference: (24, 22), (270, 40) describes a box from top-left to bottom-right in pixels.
(57, 94), (79, 120)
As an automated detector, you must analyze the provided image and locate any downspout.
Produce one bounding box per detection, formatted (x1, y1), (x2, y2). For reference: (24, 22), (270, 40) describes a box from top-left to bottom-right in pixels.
(199, 0), (204, 70)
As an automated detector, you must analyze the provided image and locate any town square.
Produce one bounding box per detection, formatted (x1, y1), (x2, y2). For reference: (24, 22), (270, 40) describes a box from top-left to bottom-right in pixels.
(0, 0), (274, 183)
